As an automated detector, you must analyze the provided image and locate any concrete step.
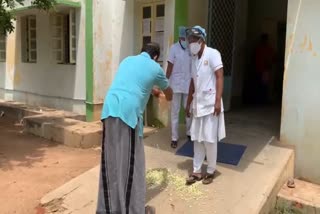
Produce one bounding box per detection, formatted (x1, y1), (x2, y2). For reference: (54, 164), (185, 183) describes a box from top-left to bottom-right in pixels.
(24, 115), (102, 148)
(1, 100), (158, 148)
(274, 179), (320, 214)
(24, 114), (158, 149)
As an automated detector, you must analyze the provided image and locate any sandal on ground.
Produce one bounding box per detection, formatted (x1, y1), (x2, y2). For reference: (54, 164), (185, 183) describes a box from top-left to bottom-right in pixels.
(145, 205), (156, 214)
(186, 173), (203, 185)
(202, 173), (215, 185)
(171, 141), (178, 148)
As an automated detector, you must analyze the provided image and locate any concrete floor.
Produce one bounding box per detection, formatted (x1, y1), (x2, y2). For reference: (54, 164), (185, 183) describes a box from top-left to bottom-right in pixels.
(40, 107), (294, 214)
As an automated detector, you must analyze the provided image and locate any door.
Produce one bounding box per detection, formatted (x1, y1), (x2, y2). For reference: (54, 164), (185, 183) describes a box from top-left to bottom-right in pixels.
(140, 2), (166, 126)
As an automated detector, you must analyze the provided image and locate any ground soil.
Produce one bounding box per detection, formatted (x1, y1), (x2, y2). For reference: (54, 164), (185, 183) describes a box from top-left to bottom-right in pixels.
(0, 118), (100, 214)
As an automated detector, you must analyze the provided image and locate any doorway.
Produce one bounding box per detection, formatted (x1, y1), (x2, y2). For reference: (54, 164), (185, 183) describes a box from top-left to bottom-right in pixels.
(207, 0), (288, 135)
(242, 0), (288, 108)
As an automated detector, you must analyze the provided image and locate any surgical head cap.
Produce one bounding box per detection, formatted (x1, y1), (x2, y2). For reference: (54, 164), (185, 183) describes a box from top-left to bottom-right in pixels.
(186, 25), (207, 40)
(179, 26), (186, 38)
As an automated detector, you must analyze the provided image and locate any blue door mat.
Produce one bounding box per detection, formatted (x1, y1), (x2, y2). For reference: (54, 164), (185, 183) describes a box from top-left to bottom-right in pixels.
(175, 140), (247, 166)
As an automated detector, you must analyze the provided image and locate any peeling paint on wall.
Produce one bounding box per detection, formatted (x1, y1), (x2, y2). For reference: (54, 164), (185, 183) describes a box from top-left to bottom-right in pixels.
(281, 0), (320, 184)
(94, 0), (132, 103)
(5, 28), (17, 89)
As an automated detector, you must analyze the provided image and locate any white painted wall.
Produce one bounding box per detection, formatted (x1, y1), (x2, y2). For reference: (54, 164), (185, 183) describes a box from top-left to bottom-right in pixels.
(91, 0), (174, 124)
(163, 0), (176, 69)
(281, 0), (320, 184)
(0, 63), (5, 89)
(92, 0), (135, 104)
(0, 2), (86, 114)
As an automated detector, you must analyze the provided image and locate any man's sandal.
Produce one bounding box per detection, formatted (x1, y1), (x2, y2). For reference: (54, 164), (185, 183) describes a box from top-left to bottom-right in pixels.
(145, 205), (156, 214)
(202, 173), (215, 185)
(186, 173), (203, 185)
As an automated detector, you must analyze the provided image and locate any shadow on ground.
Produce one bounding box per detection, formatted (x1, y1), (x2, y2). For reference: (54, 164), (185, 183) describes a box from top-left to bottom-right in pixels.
(0, 117), (58, 171)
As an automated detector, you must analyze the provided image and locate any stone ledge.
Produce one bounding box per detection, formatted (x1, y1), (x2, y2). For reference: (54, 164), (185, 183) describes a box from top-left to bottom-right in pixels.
(1, 100), (101, 148)
(274, 179), (320, 214)
(1, 100), (158, 148)
(0, 100), (85, 121)
(24, 115), (102, 148)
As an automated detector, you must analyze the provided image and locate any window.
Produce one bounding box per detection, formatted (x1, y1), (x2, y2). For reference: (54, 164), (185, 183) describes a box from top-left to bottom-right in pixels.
(155, 4), (165, 62)
(156, 4), (165, 17)
(51, 9), (77, 64)
(141, 3), (165, 62)
(142, 5), (152, 46)
(0, 34), (6, 62)
(21, 15), (37, 63)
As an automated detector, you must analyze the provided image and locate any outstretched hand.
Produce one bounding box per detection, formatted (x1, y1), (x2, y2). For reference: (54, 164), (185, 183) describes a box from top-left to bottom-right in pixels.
(152, 88), (161, 98)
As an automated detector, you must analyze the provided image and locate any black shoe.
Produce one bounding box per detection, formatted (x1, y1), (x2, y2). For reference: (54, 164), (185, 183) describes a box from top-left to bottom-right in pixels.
(171, 141), (178, 148)
(187, 135), (191, 141)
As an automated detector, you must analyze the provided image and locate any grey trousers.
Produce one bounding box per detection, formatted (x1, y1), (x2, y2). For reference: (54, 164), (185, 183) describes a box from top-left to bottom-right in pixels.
(96, 117), (145, 214)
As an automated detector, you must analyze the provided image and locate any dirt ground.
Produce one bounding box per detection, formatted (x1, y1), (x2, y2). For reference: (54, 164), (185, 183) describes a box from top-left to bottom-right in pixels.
(0, 118), (100, 214)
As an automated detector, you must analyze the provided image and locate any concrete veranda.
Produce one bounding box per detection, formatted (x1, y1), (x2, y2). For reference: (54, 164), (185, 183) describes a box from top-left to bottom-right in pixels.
(40, 107), (294, 214)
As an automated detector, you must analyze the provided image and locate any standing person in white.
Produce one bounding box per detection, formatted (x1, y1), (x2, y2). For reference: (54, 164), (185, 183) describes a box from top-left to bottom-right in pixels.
(185, 26), (226, 185)
(166, 26), (192, 149)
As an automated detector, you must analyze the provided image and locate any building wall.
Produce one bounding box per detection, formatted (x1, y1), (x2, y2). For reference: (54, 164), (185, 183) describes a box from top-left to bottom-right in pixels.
(91, 0), (174, 125)
(188, 0), (208, 28)
(0, 1), (86, 114)
(0, 44), (8, 90)
(92, 0), (135, 106)
(0, 64), (5, 88)
(281, 0), (320, 184)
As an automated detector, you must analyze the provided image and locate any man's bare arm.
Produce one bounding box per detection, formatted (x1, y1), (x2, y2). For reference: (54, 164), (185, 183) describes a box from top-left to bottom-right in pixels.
(214, 68), (224, 116)
(163, 87), (173, 101)
(186, 79), (195, 117)
(166, 62), (174, 79)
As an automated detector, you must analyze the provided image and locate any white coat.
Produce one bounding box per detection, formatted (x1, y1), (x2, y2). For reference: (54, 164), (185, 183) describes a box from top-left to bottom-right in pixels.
(167, 42), (192, 94)
(190, 46), (226, 142)
(168, 42), (192, 141)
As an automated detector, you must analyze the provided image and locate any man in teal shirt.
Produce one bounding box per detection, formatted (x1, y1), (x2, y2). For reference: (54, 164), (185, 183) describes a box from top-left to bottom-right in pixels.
(97, 43), (172, 214)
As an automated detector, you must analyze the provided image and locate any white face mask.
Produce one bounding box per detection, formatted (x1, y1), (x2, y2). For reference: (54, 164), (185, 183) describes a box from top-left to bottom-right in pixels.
(189, 42), (201, 55)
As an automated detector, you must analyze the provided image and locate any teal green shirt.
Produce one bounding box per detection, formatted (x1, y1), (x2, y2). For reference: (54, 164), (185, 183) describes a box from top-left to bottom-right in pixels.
(101, 52), (169, 136)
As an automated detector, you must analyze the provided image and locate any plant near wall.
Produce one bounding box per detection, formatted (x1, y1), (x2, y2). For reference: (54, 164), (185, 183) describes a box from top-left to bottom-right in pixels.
(0, 0), (56, 35)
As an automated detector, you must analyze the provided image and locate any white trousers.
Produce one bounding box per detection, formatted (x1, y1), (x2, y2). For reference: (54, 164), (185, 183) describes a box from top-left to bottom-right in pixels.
(193, 141), (217, 174)
(171, 93), (191, 141)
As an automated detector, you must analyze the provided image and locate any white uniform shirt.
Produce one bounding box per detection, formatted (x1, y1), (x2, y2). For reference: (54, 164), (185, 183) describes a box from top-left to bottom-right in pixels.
(167, 42), (192, 94)
(191, 46), (224, 118)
